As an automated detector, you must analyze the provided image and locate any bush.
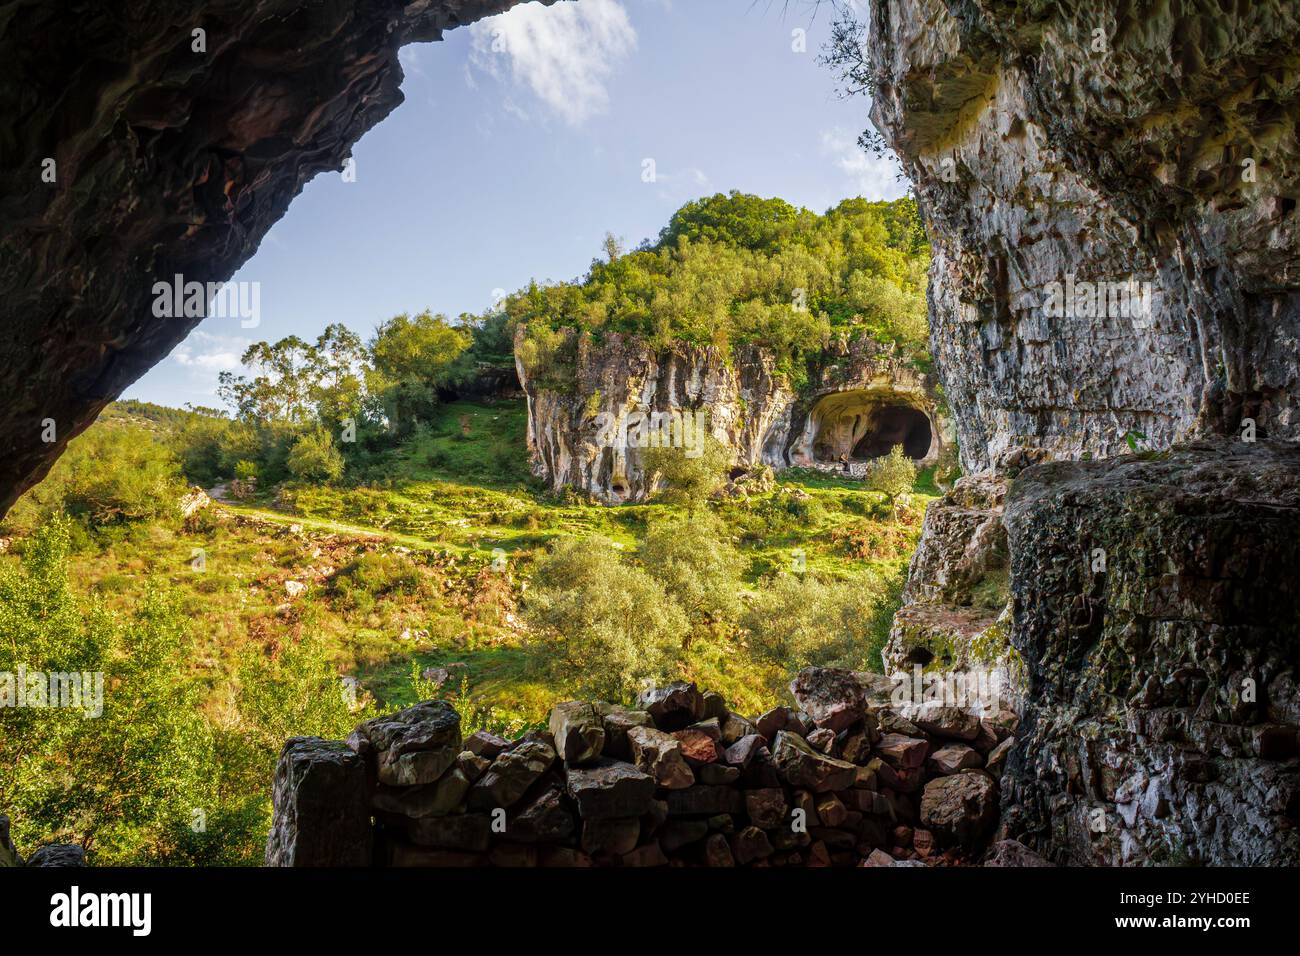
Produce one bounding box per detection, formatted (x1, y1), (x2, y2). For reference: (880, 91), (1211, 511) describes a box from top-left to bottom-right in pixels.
(639, 511), (745, 624)
(742, 570), (888, 677)
(524, 537), (688, 701)
(286, 427), (344, 483)
(865, 444), (917, 518)
(236, 627), (371, 754)
(329, 551), (428, 613)
(0, 517), (219, 863)
(642, 434), (732, 512)
(3, 422), (186, 535)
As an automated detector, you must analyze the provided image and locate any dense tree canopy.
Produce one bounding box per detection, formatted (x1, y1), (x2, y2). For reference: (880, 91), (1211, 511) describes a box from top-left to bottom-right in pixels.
(508, 193), (930, 385)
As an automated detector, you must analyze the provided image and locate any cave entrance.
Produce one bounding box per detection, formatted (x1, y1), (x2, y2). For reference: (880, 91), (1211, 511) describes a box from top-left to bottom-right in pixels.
(852, 405), (932, 461)
(808, 391), (934, 466)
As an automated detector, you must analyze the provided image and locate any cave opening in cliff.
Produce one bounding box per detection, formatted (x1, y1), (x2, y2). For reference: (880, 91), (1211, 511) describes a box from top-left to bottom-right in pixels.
(852, 405), (932, 460)
(809, 392), (933, 465)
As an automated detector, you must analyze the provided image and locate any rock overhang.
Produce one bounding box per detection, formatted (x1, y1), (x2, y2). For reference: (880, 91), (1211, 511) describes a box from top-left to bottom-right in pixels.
(0, 0), (555, 517)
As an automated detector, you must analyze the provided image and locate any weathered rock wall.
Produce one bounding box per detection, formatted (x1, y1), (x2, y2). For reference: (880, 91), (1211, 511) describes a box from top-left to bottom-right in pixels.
(0, 0), (550, 516)
(1000, 442), (1300, 865)
(515, 329), (795, 502)
(868, 0), (1300, 474)
(515, 327), (945, 501)
(871, 0), (1300, 865)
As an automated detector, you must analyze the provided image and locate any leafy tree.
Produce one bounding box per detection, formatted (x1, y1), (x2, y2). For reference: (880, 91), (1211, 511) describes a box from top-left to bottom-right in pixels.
(0, 518), (218, 863)
(308, 323), (368, 430)
(368, 311), (472, 435)
(508, 194), (931, 389)
(658, 191), (810, 252)
(218, 336), (318, 425)
(286, 426), (345, 483)
(865, 444), (918, 518)
(524, 537), (688, 701)
(639, 511), (745, 627)
(642, 434), (732, 513)
(741, 570), (887, 677)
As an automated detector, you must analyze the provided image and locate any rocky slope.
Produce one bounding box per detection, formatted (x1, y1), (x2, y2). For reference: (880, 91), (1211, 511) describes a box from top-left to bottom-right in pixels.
(1000, 442), (1300, 865)
(515, 327), (945, 502)
(0, 0), (548, 516)
(869, 0), (1300, 864)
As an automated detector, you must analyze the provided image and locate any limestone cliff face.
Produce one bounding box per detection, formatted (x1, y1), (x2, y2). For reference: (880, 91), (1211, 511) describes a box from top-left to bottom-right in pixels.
(515, 327), (946, 502)
(868, 0), (1300, 474)
(0, 0), (549, 516)
(872, 0), (1300, 864)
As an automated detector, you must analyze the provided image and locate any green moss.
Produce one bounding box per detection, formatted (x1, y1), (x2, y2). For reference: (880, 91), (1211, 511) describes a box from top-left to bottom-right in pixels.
(969, 566), (1010, 610)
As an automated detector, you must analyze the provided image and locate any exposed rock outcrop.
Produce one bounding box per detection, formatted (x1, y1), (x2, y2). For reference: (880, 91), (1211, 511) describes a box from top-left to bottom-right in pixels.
(266, 736), (373, 866)
(515, 327), (946, 501)
(0, 813), (87, 867)
(1000, 442), (1300, 865)
(0, 0), (549, 516)
(883, 475), (1025, 719)
(870, 0), (1300, 865)
(868, 0), (1300, 474)
(0, 815), (22, 867)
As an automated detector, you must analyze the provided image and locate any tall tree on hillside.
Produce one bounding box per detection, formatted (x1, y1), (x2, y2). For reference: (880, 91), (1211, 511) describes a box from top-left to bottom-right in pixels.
(218, 336), (318, 425)
(308, 323), (368, 430)
(367, 310), (471, 435)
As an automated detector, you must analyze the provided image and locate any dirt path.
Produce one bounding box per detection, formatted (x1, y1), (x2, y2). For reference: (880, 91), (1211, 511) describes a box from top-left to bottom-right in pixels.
(211, 497), (450, 553)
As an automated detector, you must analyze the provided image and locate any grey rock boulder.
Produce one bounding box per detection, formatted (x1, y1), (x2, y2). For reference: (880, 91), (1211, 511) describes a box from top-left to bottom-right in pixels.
(790, 667), (867, 732)
(266, 736), (372, 866)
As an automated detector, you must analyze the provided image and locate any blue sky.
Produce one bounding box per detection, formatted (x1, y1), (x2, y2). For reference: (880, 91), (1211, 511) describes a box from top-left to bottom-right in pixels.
(128, 0), (902, 409)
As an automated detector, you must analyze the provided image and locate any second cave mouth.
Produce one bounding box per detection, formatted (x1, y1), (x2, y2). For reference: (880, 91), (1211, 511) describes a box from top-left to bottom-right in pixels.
(811, 398), (933, 464)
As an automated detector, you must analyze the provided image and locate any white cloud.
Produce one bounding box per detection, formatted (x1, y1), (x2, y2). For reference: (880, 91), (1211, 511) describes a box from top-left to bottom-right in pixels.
(171, 331), (250, 373)
(652, 165), (712, 203)
(469, 0), (637, 126)
(821, 126), (908, 200)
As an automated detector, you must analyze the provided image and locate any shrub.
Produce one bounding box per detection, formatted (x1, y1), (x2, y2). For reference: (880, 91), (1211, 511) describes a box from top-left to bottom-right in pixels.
(524, 537), (688, 701)
(286, 427), (344, 483)
(236, 627), (371, 754)
(642, 434), (732, 512)
(865, 444), (917, 518)
(742, 570), (888, 676)
(639, 511), (745, 624)
(3, 422), (186, 535)
(0, 517), (219, 863)
(329, 551), (428, 612)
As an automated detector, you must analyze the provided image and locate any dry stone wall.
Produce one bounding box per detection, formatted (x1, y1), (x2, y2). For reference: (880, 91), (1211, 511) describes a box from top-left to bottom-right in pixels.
(265, 670), (1034, 868)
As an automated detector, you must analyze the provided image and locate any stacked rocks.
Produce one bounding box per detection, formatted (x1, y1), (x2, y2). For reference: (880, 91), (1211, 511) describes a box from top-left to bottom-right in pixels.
(266, 667), (1021, 867)
(1, 814), (86, 868)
